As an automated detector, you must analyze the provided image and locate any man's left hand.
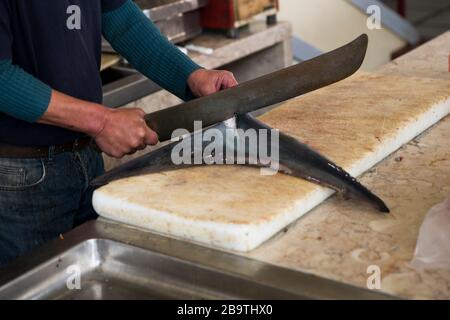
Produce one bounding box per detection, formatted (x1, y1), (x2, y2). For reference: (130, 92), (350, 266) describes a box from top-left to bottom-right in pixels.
(187, 69), (238, 97)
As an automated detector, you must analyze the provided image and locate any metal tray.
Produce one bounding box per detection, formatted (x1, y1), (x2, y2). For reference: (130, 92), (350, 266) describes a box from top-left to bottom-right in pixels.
(0, 239), (300, 299)
(0, 220), (396, 300)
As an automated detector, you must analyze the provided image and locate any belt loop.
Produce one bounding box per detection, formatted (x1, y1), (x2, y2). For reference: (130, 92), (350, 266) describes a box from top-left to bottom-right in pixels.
(48, 145), (55, 162)
(72, 138), (80, 152)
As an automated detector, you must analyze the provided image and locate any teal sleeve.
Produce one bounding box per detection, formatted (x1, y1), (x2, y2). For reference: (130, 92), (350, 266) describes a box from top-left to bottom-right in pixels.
(102, 0), (202, 101)
(0, 60), (52, 123)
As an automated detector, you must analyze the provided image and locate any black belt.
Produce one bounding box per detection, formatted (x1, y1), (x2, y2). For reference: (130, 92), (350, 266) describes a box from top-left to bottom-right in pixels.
(0, 137), (95, 158)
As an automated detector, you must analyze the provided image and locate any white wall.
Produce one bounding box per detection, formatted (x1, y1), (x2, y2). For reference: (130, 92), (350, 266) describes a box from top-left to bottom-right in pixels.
(278, 0), (407, 70)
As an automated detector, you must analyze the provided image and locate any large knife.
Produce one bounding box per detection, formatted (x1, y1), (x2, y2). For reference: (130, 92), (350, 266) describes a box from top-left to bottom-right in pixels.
(145, 34), (368, 142)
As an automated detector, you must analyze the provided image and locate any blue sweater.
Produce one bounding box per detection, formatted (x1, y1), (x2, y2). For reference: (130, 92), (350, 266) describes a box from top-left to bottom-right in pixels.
(0, 0), (200, 133)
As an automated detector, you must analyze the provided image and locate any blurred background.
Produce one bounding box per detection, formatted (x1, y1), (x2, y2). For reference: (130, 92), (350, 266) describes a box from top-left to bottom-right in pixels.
(277, 0), (450, 70)
(382, 0), (450, 39)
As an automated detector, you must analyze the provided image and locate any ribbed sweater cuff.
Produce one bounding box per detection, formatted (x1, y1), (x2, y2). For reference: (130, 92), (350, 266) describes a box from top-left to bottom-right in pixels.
(0, 60), (51, 123)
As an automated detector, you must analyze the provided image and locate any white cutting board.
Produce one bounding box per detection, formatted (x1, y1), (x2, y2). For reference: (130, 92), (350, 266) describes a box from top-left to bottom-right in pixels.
(93, 73), (450, 251)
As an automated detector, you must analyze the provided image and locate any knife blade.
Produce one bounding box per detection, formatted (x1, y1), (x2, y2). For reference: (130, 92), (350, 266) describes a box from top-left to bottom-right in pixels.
(145, 34), (368, 142)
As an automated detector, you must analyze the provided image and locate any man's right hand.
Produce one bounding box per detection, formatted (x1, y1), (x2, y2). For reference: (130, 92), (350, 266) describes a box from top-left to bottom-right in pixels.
(94, 108), (159, 158)
(38, 90), (159, 158)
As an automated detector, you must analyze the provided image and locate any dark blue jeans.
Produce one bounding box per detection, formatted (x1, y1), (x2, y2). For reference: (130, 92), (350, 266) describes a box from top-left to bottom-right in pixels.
(0, 146), (104, 267)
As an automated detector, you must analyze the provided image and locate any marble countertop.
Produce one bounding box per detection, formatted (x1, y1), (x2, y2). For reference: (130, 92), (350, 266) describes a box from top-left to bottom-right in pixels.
(245, 115), (450, 299)
(242, 31), (450, 299)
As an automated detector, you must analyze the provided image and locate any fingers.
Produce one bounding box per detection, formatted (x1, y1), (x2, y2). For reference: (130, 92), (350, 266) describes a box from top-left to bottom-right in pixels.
(136, 142), (147, 151)
(221, 71), (238, 89)
(135, 108), (146, 117)
(144, 127), (159, 146)
(133, 108), (159, 146)
(202, 71), (237, 95)
(214, 71), (238, 92)
(127, 117), (158, 153)
(202, 83), (220, 96)
(94, 107), (159, 158)
(188, 69), (239, 97)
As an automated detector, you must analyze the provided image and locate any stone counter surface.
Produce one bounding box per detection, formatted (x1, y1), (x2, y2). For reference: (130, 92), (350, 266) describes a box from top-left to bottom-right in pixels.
(378, 31), (450, 80)
(244, 31), (450, 299)
(245, 116), (450, 299)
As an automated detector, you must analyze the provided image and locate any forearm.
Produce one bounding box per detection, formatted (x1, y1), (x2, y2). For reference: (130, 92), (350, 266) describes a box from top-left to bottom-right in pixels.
(102, 0), (201, 100)
(39, 90), (108, 137)
(0, 59), (108, 136)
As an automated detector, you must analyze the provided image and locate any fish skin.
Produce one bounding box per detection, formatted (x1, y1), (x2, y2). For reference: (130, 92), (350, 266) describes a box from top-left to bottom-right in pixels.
(237, 114), (390, 213)
(91, 114), (389, 213)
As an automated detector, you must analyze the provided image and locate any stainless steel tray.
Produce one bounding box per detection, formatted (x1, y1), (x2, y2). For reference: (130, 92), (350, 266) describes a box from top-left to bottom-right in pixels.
(0, 220), (396, 300)
(0, 239), (300, 299)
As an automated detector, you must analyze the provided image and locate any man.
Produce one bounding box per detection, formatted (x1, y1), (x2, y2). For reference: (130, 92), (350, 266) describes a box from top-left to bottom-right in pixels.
(0, 0), (238, 266)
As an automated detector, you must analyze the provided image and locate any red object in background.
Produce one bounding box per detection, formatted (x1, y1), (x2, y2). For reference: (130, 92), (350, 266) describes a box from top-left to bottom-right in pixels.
(201, 0), (279, 30)
(397, 0), (406, 17)
(201, 0), (236, 29)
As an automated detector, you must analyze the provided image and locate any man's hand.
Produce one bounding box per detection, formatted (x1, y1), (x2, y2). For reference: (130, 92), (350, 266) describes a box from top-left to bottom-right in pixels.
(187, 69), (238, 97)
(94, 108), (159, 158)
(39, 90), (159, 158)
